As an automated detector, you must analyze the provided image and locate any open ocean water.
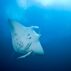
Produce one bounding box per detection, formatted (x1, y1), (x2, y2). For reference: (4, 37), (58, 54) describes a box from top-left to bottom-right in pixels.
(0, 0), (71, 71)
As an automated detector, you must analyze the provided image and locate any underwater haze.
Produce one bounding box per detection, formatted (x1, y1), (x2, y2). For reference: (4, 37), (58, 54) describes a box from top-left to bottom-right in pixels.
(0, 0), (71, 71)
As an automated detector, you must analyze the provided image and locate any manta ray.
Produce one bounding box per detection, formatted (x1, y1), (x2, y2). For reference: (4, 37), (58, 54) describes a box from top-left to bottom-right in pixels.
(8, 20), (44, 58)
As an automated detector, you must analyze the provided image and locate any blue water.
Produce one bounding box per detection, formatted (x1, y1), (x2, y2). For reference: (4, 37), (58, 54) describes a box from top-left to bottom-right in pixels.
(0, 0), (71, 71)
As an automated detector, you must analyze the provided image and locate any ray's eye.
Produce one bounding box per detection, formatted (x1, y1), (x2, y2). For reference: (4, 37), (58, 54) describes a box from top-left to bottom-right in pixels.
(27, 34), (31, 39)
(28, 37), (31, 39)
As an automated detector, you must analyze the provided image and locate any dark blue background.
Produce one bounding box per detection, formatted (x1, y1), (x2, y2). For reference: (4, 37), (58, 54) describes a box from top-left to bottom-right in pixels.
(0, 0), (71, 71)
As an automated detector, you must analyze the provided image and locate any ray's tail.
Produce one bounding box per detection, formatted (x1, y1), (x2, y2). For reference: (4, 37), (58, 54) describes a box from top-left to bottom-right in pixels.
(17, 51), (32, 59)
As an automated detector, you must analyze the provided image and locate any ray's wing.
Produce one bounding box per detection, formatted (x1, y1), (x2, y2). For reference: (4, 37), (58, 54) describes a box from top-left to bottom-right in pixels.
(29, 41), (44, 54)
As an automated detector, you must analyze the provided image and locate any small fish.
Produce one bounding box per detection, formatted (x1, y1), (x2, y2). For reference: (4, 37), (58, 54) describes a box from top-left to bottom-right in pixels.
(8, 19), (44, 58)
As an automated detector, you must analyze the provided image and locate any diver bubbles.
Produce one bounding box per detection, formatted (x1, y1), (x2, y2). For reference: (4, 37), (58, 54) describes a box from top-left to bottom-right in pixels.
(17, 0), (28, 9)
(5, 0), (29, 23)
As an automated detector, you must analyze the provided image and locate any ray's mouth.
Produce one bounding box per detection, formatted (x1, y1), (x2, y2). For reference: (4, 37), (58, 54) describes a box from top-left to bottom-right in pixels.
(31, 26), (41, 35)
